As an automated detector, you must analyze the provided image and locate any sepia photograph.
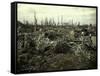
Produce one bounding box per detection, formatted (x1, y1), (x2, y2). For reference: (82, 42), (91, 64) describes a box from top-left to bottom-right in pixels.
(16, 2), (97, 73)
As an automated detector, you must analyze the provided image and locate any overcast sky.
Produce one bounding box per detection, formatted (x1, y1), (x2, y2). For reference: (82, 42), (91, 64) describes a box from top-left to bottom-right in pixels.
(17, 3), (96, 25)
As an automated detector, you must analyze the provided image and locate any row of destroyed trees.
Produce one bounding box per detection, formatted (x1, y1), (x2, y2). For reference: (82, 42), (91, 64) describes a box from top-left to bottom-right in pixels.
(23, 11), (76, 26)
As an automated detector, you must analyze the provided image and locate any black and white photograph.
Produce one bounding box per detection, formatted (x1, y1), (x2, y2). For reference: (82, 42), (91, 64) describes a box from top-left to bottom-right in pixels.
(11, 2), (97, 74)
